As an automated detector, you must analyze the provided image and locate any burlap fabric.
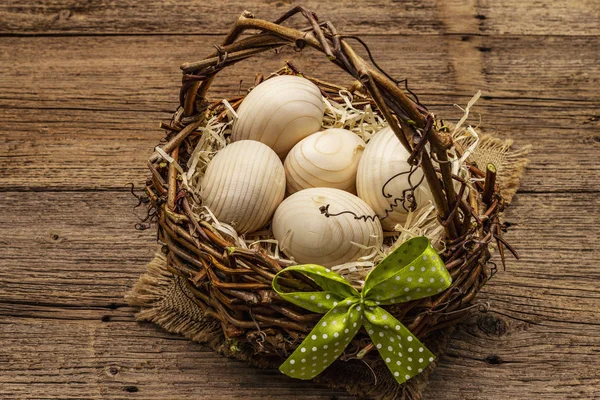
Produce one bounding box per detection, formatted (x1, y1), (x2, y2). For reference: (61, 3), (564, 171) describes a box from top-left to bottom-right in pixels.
(126, 133), (529, 399)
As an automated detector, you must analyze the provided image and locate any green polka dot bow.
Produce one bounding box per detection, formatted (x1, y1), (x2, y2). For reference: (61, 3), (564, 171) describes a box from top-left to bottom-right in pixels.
(272, 236), (452, 385)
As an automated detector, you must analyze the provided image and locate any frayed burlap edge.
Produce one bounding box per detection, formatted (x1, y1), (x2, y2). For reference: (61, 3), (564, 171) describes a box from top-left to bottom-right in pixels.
(126, 135), (529, 399)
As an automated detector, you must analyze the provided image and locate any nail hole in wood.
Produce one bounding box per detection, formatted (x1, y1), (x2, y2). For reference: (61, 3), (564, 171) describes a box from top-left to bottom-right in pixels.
(485, 355), (503, 365)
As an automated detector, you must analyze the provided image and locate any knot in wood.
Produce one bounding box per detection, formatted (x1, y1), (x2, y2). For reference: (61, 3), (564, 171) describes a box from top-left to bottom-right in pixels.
(477, 314), (508, 337)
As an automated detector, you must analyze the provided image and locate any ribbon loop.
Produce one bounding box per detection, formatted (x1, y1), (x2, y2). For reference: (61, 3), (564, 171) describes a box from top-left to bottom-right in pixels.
(273, 264), (359, 313)
(364, 237), (451, 305)
(272, 237), (452, 385)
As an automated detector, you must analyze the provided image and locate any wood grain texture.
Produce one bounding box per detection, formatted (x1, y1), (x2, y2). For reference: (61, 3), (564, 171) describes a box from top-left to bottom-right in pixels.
(1, 0), (598, 36)
(1, 1), (599, 399)
(1, 191), (599, 399)
(0, 311), (353, 399)
(1, 35), (598, 192)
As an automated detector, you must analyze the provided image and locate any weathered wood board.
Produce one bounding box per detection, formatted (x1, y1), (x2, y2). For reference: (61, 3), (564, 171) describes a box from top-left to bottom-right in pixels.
(1, 1), (599, 399)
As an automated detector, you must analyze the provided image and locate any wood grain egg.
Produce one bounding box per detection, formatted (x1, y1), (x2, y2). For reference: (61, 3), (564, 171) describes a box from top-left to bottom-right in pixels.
(231, 75), (325, 158)
(272, 188), (383, 267)
(356, 127), (433, 231)
(200, 140), (285, 234)
(284, 128), (366, 194)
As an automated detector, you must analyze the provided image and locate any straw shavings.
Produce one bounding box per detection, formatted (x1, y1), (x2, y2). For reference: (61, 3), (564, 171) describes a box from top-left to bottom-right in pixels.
(322, 90), (388, 142)
(453, 90), (481, 136)
(185, 111), (232, 198)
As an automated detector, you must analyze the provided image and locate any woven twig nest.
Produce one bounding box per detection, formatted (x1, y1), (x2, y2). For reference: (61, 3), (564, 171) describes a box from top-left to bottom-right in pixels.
(143, 7), (514, 399)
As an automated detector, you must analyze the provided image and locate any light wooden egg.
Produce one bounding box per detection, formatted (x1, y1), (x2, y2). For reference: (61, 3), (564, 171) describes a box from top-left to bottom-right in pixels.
(272, 188), (383, 267)
(200, 140), (285, 234)
(356, 127), (433, 231)
(231, 75), (325, 158)
(284, 128), (366, 194)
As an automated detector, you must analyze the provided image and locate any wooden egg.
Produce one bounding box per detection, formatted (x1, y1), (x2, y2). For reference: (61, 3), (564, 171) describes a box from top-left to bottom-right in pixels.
(356, 127), (433, 231)
(272, 188), (383, 267)
(231, 75), (325, 158)
(200, 140), (286, 234)
(284, 128), (366, 194)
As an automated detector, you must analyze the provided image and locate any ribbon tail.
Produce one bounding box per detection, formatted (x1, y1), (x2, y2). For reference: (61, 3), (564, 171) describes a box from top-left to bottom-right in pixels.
(363, 308), (435, 384)
(279, 301), (362, 380)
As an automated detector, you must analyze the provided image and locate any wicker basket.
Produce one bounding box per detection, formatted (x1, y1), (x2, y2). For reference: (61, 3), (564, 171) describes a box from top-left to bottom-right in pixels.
(143, 7), (513, 399)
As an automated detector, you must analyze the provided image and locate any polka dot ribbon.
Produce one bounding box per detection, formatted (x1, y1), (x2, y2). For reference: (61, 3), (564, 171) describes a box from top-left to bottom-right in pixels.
(272, 236), (452, 385)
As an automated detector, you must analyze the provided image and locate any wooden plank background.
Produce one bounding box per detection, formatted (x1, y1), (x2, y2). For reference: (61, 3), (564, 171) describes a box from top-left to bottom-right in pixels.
(1, 1), (599, 399)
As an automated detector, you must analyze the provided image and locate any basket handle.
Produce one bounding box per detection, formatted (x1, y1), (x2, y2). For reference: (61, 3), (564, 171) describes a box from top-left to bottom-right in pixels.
(174, 7), (463, 239)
